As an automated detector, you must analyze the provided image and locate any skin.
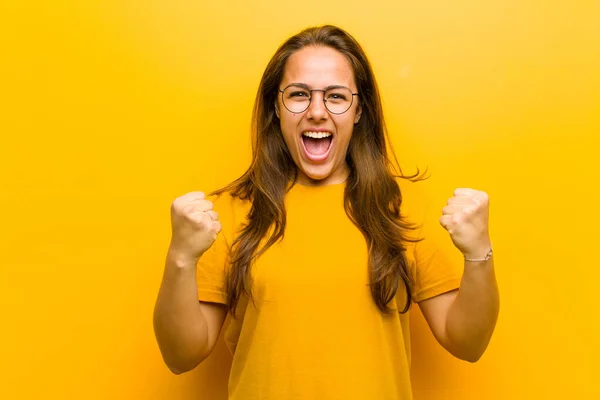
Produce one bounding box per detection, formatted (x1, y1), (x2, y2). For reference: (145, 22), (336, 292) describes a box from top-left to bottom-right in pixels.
(275, 46), (362, 186)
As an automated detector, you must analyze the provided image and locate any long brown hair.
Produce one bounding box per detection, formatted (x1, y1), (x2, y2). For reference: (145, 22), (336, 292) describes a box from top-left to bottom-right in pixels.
(213, 25), (425, 316)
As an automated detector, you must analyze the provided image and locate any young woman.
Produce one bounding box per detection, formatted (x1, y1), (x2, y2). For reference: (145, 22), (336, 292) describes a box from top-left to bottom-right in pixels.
(154, 25), (499, 400)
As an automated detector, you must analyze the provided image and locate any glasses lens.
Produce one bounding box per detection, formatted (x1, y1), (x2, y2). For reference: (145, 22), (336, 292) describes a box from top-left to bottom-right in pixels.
(282, 85), (311, 113)
(324, 87), (353, 114)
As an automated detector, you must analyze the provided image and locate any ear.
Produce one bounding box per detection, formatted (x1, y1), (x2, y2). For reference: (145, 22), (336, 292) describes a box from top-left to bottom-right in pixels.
(274, 101), (280, 119)
(354, 103), (362, 124)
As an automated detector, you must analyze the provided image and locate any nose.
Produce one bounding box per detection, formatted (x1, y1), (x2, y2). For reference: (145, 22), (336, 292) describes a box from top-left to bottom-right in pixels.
(305, 90), (328, 121)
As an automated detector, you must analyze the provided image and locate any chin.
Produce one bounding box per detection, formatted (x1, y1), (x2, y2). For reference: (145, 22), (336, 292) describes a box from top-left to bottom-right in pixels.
(299, 162), (337, 183)
(304, 169), (331, 181)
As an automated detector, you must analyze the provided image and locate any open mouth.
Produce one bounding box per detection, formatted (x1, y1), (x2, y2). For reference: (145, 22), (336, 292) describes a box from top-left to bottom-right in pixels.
(301, 131), (333, 162)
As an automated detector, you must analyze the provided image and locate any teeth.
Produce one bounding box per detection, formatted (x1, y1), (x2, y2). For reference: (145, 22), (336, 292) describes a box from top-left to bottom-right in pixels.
(302, 131), (332, 139)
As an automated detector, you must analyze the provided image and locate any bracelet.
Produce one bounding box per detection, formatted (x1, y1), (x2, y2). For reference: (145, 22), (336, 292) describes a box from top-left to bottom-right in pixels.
(464, 246), (493, 262)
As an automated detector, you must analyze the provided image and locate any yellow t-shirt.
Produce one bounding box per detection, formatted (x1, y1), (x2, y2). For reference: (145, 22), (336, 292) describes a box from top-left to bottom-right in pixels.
(197, 179), (461, 400)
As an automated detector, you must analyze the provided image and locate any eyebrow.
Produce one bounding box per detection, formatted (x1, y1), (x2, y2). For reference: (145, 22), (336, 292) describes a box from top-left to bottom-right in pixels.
(288, 82), (351, 90)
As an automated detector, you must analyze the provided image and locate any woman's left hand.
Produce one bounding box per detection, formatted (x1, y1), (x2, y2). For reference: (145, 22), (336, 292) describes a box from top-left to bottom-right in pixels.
(439, 188), (492, 259)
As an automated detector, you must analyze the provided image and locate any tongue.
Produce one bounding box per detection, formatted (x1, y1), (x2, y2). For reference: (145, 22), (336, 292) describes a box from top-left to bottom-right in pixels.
(303, 136), (332, 155)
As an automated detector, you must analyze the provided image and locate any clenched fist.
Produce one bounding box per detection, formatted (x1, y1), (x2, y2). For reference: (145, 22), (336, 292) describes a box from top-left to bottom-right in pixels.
(169, 191), (222, 264)
(439, 188), (491, 260)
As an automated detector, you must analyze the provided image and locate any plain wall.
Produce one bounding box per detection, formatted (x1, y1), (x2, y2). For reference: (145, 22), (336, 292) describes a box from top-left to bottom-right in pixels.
(1, 1), (598, 399)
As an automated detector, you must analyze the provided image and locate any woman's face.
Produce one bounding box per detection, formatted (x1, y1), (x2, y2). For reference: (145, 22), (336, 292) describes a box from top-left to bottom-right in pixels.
(276, 46), (362, 186)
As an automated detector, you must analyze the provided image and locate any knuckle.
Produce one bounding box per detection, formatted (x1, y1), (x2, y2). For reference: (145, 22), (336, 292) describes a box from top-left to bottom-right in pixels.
(196, 218), (211, 230)
(214, 221), (222, 232)
(186, 211), (203, 223)
(171, 197), (182, 209)
(186, 191), (205, 199)
(172, 203), (187, 216)
(481, 192), (489, 204)
(182, 205), (196, 215)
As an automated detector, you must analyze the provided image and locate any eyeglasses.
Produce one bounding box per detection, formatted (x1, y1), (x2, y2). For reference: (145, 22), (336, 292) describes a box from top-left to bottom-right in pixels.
(278, 84), (359, 115)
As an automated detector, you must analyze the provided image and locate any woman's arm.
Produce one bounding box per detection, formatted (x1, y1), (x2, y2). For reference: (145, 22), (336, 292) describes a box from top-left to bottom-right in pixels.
(154, 191), (227, 374)
(418, 188), (499, 362)
(419, 256), (499, 362)
(154, 250), (228, 374)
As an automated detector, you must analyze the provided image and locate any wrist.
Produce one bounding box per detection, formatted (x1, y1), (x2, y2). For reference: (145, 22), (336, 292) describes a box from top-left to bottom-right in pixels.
(167, 247), (201, 269)
(462, 242), (493, 262)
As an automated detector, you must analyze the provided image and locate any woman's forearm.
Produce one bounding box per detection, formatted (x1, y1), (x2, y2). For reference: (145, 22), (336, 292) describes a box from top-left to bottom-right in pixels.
(445, 258), (500, 362)
(153, 251), (210, 374)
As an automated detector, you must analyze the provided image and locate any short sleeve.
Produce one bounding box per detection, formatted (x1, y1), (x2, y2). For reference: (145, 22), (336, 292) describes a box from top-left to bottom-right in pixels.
(196, 192), (247, 305)
(397, 178), (462, 303)
(410, 220), (462, 302)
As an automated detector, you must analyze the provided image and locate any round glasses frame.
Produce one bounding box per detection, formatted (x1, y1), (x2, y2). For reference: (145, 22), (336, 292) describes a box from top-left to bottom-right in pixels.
(278, 84), (359, 115)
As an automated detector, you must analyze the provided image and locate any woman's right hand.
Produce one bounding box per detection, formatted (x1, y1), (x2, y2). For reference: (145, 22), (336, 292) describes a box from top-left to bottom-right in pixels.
(168, 191), (222, 264)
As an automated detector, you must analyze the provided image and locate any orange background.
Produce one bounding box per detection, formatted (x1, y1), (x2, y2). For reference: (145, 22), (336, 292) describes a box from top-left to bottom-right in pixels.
(1, 1), (599, 399)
